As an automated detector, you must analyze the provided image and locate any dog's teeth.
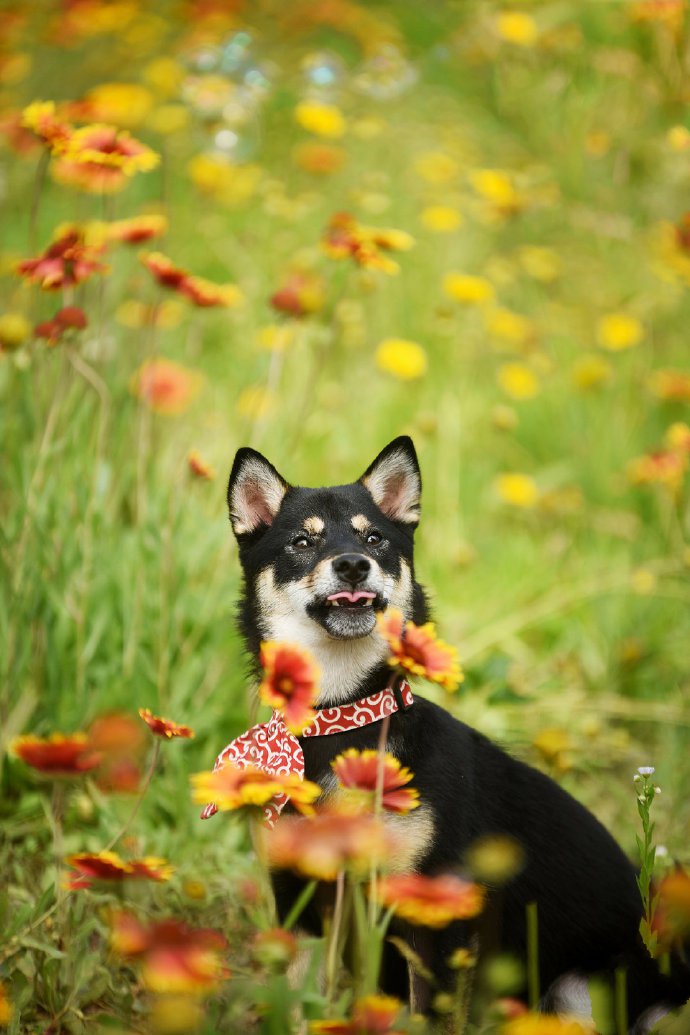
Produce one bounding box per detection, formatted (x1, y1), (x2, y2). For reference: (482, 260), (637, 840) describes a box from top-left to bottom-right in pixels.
(330, 600), (340, 607)
(363, 599), (373, 606)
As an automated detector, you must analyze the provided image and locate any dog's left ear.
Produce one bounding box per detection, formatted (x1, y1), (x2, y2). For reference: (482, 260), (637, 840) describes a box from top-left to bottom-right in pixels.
(359, 436), (421, 526)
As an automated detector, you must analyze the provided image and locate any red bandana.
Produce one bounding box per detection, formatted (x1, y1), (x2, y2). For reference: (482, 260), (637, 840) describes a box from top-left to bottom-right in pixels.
(200, 681), (414, 827)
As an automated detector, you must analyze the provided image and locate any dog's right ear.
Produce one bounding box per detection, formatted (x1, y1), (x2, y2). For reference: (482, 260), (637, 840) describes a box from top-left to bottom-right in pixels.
(227, 448), (290, 537)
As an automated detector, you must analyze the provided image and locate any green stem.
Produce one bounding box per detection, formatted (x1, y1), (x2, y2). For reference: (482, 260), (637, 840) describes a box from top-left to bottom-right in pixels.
(283, 880), (317, 931)
(102, 740), (161, 851)
(526, 900), (540, 1010)
(614, 967), (628, 1035)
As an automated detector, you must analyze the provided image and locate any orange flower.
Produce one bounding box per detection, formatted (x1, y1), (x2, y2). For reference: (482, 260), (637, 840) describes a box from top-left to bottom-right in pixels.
(501, 1014), (594, 1035)
(139, 708), (195, 739)
(252, 928), (298, 968)
(21, 100), (72, 152)
(331, 749), (420, 814)
(191, 761), (320, 817)
(259, 641), (320, 731)
(654, 867), (690, 949)
(373, 873), (484, 928)
(106, 214), (168, 244)
(109, 912), (229, 995)
(140, 252), (242, 308)
(293, 141), (346, 175)
(627, 450), (686, 492)
(649, 368), (690, 402)
(311, 995), (403, 1034)
(0, 981), (13, 1026)
(88, 712), (147, 794)
(188, 450), (216, 480)
(130, 359), (203, 416)
(322, 212), (414, 275)
(376, 609), (463, 692)
(10, 732), (101, 775)
(66, 850), (174, 889)
(17, 229), (106, 290)
(266, 808), (396, 881)
(270, 271), (325, 317)
(53, 123), (159, 194)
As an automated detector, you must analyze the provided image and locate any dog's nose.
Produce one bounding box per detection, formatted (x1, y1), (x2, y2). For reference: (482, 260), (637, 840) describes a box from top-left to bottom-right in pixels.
(332, 553), (371, 586)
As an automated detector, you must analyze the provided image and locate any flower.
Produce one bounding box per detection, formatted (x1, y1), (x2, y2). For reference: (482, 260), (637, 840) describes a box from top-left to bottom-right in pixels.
(502, 1015), (594, 1035)
(373, 873), (484, 928)
(141, 252), (242, 308)
(293, 141), (346, 175)
(294, 100), (346, 139)
(486, 308), (535, 350)
(88, 712), (147, 794)
(494, 473), (539, 508)
(105, 214), (167, 244)
(571, 355), (612, 391)
(654, 867), (690, 948)
(84, 82), (154, 128)
(188, 450), (216, 480)
(648, 368), (690, 402)
(10, 732), (101, 775)
(322, 212), (414, 275)
(53, 124), (159, 193)
(596, 313), (643, 351)
(332, 749), (420, 814)
(270, 272), (325, 317)
(517, 246), (561, 282)
(311, 995), (403, 1034)
(469, 169), (523, 217)
(420, 206), (463, 232)
(497, 363), (540, 400)
(266, 808), (395, 881)
(0, 981), (12, 1025)
(443, 273), (495, 305)
(464, 835), (525, 884)
(109, 912), (229, 995)
(139, 708), (195, 739)
(190, 762), (321, 817)
(495, 12), (539, 46)
(252, 928), (298, 969)
(375, 338), (428, 380)
(66, 850), (174, 889)
(259, 641), (320, 732)
(0, 313), (31, 351)
(130, 359), (203, 416)
(533, 728), (572, 772)
(21, 100), (72, 152)
(34, 306), (88, 346)
(376, 609), (462, 691)
(17, 230), (106, 290)
(627, 450), (686, 492)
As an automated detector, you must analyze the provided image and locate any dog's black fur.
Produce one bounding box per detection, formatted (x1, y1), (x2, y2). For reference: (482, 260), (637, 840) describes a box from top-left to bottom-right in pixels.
(226, 436), (689, 1028)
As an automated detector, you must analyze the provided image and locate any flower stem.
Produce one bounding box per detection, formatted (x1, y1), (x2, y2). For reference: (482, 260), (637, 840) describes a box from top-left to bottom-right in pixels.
(102, 740), (161, 851)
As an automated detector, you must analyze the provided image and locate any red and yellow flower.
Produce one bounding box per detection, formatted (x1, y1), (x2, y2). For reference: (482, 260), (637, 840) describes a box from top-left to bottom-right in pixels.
(376, 609), (462, 692)
(53, 124), (159, 193)
(188, 450), (216, 480)
(191, 761), (320, 817)
(373, 873), (484, 928)
(266, 808), (396, 881)
(331, 749), (419, 814)
(88, 712), (147, 793)
(109, 912), (229, 995)
(259, 641), (320, 732)
(649, 368), (690, 402)
(139, 708), (195, 739)
(10, 732), (101, 775)
(501, 1014), (594, 1035)
(311, 995), (403, 1034)
(322, 212), (414, 275)
(17, 229), (106, 290)
(35, 305), (88, 345)
(21, 100), (72, 152)
(653, 866), (690, 949)
(130, 359), (203, 416)
(66, 850), (174, 889)
(270, 272), (325, 317)
(140, 252), (242, 308)
(105, 214), (168, 244)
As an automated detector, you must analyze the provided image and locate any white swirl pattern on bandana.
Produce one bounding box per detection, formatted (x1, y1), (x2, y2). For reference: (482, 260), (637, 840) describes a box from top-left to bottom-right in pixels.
(200, 681), (413, 827)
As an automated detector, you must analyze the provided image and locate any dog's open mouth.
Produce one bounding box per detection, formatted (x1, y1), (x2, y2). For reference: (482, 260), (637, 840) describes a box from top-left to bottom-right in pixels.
(325, 590), (377, 608)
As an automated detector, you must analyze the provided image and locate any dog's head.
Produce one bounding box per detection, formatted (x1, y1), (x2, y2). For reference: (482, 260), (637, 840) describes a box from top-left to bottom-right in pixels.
(228, 437), (428, 700)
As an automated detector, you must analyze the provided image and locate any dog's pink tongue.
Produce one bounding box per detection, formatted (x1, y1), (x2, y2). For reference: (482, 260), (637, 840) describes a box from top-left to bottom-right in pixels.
(327, 591), (376, 603)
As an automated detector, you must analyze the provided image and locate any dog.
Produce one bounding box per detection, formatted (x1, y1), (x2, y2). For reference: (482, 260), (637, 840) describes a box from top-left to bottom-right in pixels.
(225, 435), (689, 1030)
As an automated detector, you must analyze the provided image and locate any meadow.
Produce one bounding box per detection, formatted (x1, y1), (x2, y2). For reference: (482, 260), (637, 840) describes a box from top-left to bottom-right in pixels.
(1, 1), (690, 1032)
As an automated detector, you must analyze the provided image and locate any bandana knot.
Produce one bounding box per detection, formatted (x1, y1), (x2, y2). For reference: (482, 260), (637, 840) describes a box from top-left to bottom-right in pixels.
(200, 681), (413, 827)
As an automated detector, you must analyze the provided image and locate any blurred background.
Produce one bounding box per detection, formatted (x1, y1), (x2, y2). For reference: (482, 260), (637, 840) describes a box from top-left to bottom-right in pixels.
(1, 0), (689, 888)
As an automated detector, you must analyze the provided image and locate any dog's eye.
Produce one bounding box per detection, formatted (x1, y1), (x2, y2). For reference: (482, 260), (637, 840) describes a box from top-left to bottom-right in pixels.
(292, 534), (311, 549)
(366, 530), (382, 545)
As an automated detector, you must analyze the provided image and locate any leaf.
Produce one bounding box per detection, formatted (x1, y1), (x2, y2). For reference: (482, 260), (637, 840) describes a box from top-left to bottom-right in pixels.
(19, 936), (66, 959)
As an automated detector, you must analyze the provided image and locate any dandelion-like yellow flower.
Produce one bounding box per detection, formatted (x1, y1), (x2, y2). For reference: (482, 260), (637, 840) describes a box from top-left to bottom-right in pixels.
(494, 473), (539, 509)
(596, 313), (643, 351)
(294, 100), (346, 139)
(375, 338), (428, 380)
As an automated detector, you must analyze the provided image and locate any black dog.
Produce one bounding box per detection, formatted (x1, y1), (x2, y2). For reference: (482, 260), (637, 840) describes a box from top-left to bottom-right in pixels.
(225, 435), (689, 1029)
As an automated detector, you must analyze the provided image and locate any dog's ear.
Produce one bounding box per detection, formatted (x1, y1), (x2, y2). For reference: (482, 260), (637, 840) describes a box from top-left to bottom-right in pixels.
(359, 436), (421, 526)
(227, 448), (290, 536)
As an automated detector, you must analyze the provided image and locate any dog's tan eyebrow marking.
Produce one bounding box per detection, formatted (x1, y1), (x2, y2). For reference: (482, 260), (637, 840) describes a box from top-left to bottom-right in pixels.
(351, 514), (370, 533)
(303, 516), (325, 535)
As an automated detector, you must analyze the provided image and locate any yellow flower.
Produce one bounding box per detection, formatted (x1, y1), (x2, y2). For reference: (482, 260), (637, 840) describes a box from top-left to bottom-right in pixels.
(469, 168), (522, 214)
(375, 338), (428, 380)
(443, 273), (494, 305)
(494, 473), (539, 508)
(187, 154), (261, 205)
(294, 100), (346, 139)
(486, 308), (535, 349)
(667, 125), (690, 152)
(413, 151), (459, 184)
(497, 362), (539, 400)
(420, 205), (463, 232)
(1, 52), (30, 84)
(0, 981), (13, 1024)
(257, 325), (297, 352)
(571, 355), (612, 391)
(143, 57), (185, 99)
(503, 1013), (594, 1035)
(517, 246), (561, 282)
(597, 313), (643, 351)
(533, 728), (572, 772)
(631, 568), (657, 596)
(85, 83), (154, 128)
(495, 11), (539, 46)
(0, 313), (31, 351)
